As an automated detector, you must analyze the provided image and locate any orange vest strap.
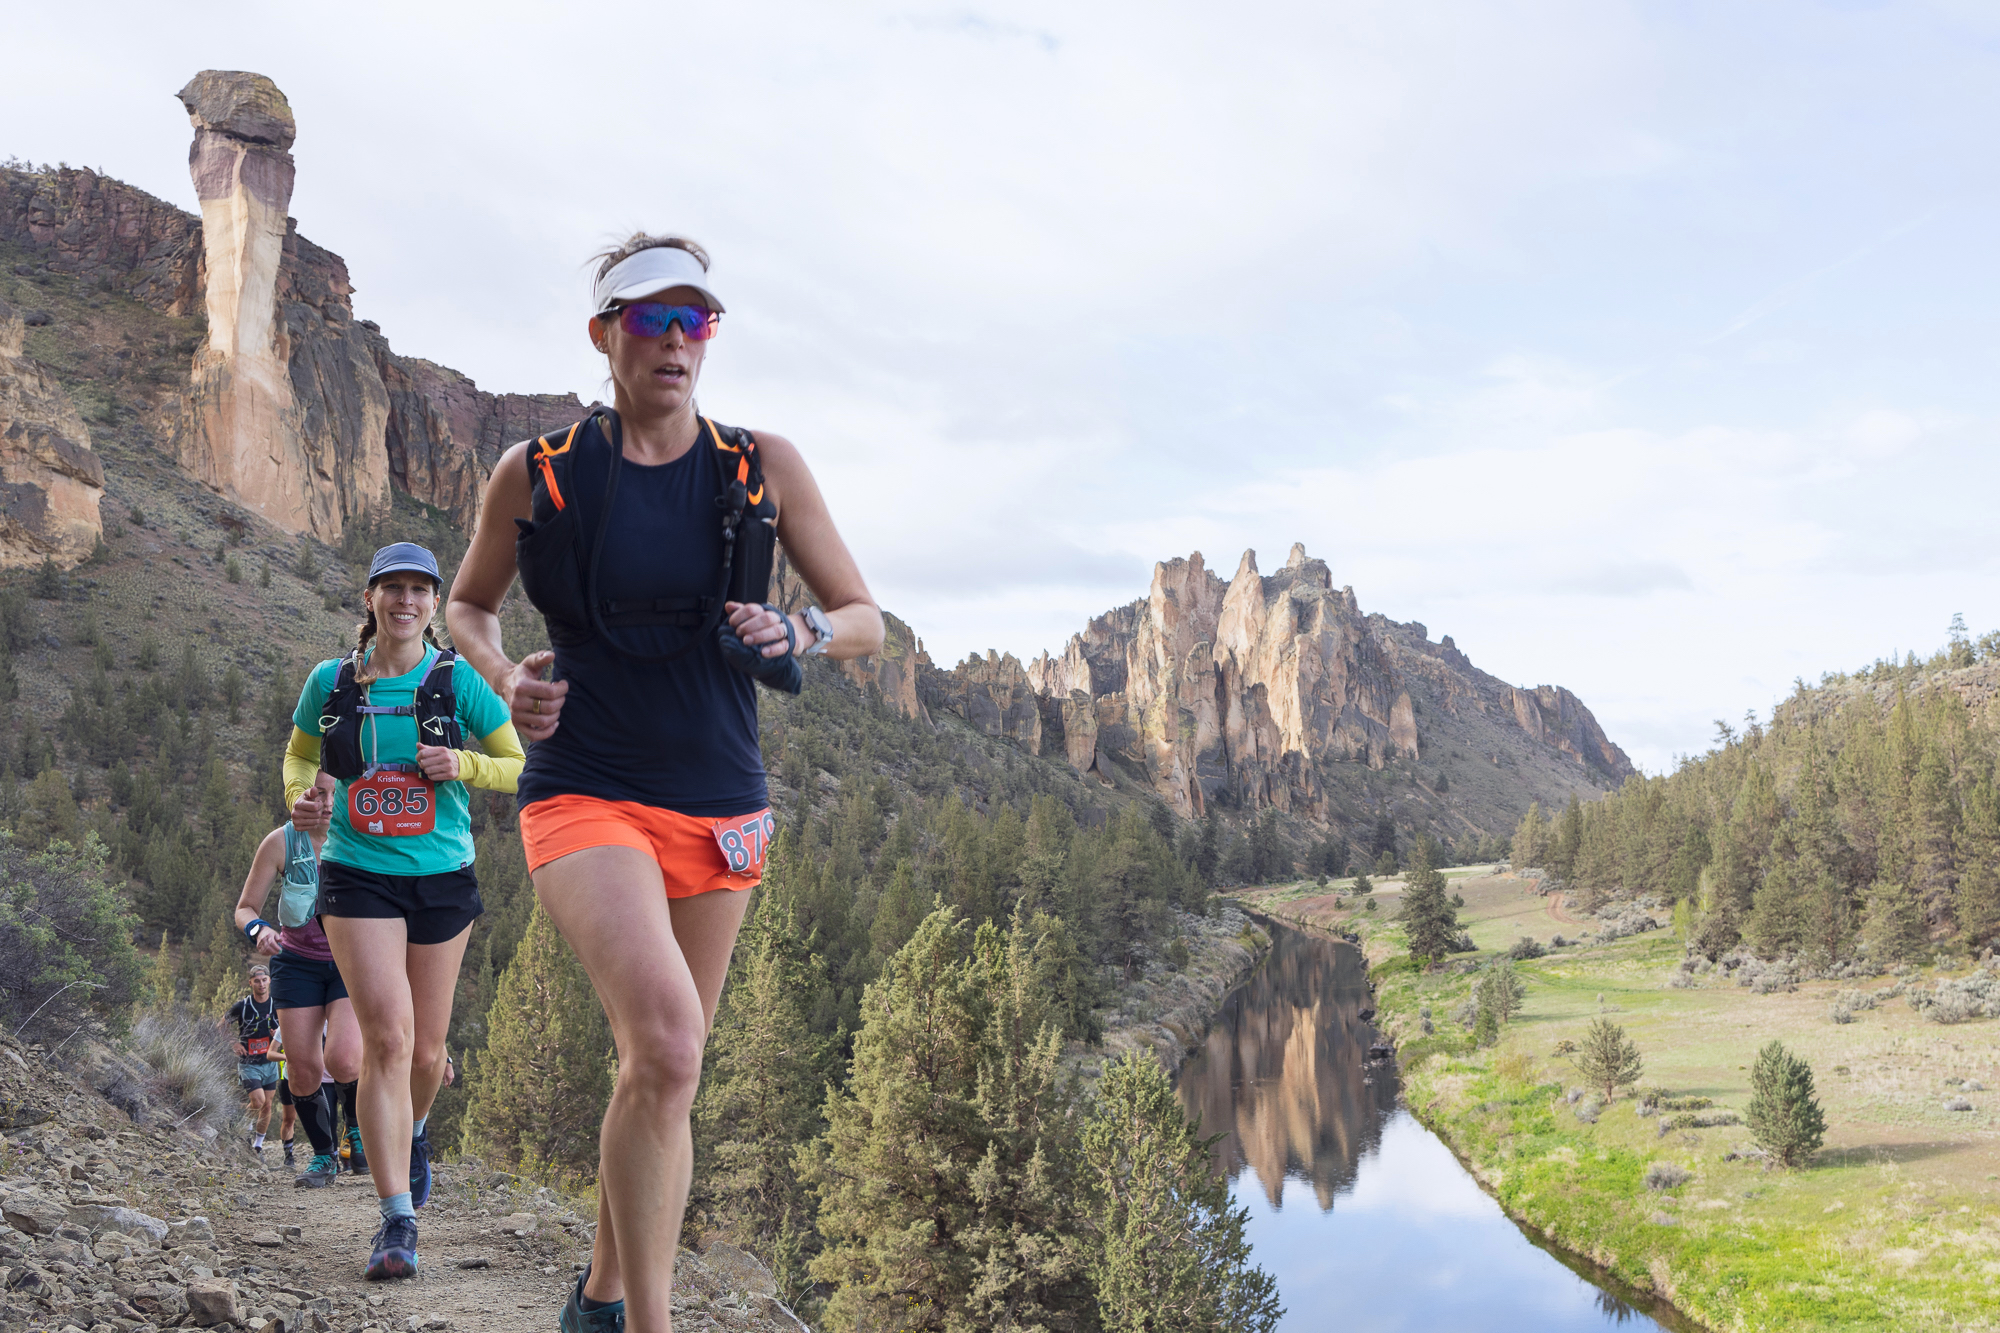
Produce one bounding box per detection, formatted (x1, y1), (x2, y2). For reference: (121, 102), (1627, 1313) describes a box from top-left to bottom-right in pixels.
(534, 420), (582, 511)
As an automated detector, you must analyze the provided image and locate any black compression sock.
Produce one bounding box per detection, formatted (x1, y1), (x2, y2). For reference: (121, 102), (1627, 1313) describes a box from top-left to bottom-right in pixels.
(295, 1085), (338, 1156)
(337, 1080), (359, 1134)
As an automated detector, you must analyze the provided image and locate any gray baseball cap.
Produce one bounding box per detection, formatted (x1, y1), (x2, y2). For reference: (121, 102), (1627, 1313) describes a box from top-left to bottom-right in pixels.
(367, 542), (441, 584)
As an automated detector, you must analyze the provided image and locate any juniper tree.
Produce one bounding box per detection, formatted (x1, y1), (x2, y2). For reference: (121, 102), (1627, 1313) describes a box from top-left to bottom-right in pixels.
(1568, 1017), (1642, 1102)
(1399, 839), (1458, 967)
(692, 892), (833, 1299)
(1083, 1051), (1282, 1333)
(460, 902), (612, 1182)
(1745, 1040), (1825, 1168)
(805, 905), (999, 1331)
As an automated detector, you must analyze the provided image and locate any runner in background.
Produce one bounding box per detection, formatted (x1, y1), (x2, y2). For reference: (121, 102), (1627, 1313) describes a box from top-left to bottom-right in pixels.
(272, 1035), (297, 1166)
(235, 770), (363, 1190)
(288, 542), (524, 1280)
(223, 966), (279, 1154)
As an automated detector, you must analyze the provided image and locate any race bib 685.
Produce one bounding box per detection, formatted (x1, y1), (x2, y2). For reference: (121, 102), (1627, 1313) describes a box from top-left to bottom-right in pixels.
(347, 771), (436, 837)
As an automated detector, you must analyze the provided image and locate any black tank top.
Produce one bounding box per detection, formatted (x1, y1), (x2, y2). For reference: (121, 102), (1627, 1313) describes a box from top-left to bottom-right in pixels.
(517, 432), (767, 816)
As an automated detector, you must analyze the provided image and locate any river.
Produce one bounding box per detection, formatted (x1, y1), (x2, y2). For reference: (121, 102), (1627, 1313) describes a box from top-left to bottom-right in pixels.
(1174, 918), (1699, 1333)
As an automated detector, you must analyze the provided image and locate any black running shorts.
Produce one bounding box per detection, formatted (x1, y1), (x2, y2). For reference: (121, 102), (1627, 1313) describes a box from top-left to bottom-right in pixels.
(269, 949), (347, 1009)
(317, 862), (483, 946)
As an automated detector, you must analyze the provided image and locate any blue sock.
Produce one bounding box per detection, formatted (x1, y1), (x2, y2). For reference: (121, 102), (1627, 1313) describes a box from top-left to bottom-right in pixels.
(411, 1115), (428, 1138)
(379, 1192), (414, 1222)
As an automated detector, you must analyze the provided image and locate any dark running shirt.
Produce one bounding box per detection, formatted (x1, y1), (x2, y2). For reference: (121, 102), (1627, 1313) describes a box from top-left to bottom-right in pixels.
(227, 995), (278, 1061)
(517, 428), (768, 817)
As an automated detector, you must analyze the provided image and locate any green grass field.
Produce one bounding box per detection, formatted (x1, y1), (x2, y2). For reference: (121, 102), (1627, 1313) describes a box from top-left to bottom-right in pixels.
(1231, 872), (2000, 1332)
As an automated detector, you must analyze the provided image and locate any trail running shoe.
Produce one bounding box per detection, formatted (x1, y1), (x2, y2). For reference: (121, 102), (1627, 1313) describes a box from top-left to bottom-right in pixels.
(295, 1153), (339, 1189)
(559, 1264), (626, 1333)
(283, 1141), (295, 1167)
(347, 1127), (369, 1175)
(408, 1127), (432, 1208)
(364, 1215), (418, 1281)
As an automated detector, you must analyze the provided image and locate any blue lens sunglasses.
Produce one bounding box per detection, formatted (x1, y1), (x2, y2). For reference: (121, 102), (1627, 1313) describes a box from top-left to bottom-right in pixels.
(595, 301), (721, 341)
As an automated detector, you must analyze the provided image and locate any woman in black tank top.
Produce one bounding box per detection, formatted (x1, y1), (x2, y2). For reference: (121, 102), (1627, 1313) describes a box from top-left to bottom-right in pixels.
(447, 233), (883, 1333)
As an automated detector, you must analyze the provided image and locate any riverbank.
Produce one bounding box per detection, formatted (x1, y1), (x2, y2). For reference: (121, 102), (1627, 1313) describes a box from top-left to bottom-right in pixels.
(1231, 872), (2000, 1333)
(1067, 900), (1270, 1081)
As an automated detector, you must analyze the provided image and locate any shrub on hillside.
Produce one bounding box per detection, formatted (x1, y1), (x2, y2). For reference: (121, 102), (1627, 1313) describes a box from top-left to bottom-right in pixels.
(0, 834), (142, 1043)
(1909, 975), (2000, 1024)
(131, 1008), (239, 1132)
(1643, 1163), (1692, 1191)
(1507, 936), (1546, 961)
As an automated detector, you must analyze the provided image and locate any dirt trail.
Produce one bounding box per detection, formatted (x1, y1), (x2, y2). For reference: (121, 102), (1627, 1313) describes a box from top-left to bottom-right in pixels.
(213, 1153), (580, 1331)
(0, 1027), (805, 1333)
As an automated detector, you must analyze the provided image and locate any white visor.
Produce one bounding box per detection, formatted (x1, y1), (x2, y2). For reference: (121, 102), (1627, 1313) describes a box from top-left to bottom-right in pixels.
(592, 246), (724, 314)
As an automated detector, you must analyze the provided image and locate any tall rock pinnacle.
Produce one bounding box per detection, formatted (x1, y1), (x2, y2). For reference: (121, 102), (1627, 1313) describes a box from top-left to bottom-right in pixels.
(173, 71), (353, 537)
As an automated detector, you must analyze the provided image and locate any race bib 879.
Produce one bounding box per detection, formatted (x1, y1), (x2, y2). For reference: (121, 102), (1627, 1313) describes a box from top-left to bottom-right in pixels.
(712, 809), (777, 876)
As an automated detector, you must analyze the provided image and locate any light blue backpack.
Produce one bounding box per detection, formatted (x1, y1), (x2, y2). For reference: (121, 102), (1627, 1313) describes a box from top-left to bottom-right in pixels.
(277, 825), (320, 930)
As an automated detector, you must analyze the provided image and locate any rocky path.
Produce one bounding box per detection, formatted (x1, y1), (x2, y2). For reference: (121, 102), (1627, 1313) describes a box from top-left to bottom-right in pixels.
(0, 1030), (806, 1333)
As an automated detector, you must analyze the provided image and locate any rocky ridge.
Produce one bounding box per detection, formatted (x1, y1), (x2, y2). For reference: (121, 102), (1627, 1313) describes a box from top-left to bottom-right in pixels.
(815, 542), (1637, 839)
(0, 1028), (806, 1333)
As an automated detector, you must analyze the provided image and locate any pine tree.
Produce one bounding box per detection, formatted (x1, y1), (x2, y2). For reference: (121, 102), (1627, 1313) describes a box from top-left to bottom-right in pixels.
(693, 893), (833, 1300)
(1568, 1018), (1642, 1101)
(460, 903), (613, 1182)
(1511, 801), (1545, 870)
(1745, 1040), (1825, 1168)
(144, 931), (178, 1013)
(1861, 878), (1926, 963)
(806, 906), (993, 1331)
(1399, 839), (1458, 967)
(1955, 777), (2000, 947)
(1082, 1051), (1282, 1333)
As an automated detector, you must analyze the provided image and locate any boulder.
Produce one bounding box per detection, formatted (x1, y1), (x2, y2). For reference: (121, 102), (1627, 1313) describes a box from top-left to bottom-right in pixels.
(68, 1204), (167, 1246)
(184, 1278), (239, 1326)
(699, 1240), (779, 1298)
(166, 1216), (217, 1247)
(0, 1191), (68, 1236)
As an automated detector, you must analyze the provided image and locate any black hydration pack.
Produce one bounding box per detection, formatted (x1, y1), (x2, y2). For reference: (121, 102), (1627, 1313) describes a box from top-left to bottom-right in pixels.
(319, 649), (464, 780)
(512, 408), (779, 663)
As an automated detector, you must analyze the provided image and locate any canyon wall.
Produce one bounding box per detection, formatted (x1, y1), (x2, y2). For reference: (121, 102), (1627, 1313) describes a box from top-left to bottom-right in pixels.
(0, 72), (582, 547)
(0, 296), (103, 564)
(0, 298), (104, 565)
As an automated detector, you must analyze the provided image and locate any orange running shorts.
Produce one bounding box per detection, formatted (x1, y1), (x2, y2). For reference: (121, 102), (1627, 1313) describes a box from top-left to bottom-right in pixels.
(518, 794), (772, 898)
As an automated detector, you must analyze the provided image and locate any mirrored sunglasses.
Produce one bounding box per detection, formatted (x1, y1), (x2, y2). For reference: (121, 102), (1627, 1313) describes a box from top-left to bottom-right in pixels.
(597, 302), (721, 341)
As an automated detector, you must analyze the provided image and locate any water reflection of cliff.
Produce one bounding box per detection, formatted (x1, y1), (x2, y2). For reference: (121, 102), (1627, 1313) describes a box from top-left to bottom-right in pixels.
(1174, 921), (1399, 1211)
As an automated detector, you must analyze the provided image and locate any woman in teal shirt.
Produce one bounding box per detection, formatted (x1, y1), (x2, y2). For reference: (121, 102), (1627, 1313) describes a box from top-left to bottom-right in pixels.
(286, 542), (523, 1281)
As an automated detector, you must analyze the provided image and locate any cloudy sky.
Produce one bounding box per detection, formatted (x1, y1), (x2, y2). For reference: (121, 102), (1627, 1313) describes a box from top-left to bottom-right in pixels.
(7, 1), (1998, 771)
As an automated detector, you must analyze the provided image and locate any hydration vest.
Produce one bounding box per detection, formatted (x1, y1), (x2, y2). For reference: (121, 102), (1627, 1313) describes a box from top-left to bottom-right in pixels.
(318, 648), (464, 780)
(277, 824), (320, 930)
(513, 409), (778, 663)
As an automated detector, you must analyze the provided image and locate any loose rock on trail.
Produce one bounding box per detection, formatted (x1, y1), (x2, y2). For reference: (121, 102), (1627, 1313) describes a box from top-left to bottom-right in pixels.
(0, 1030), (805, 1332)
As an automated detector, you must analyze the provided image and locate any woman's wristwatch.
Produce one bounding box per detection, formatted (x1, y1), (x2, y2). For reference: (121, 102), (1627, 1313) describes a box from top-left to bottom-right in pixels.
(802, 606), (834, 656)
